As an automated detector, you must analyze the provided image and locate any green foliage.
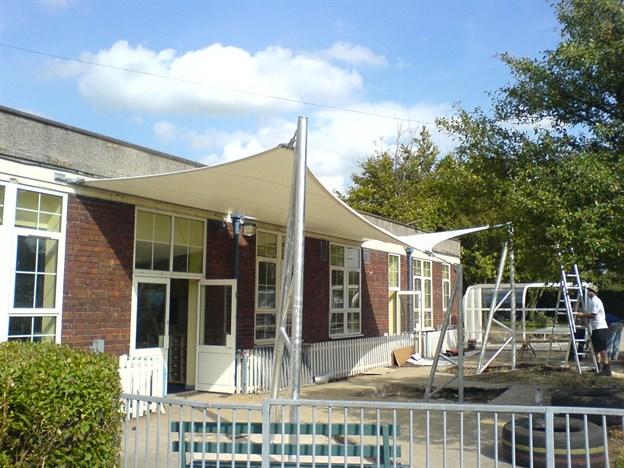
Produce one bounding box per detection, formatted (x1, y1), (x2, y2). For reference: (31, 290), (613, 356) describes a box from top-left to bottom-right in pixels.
(435, 0), (624, 284)
(339, 126), (442, 231)
(342, 0), (624, 287)
(0, 342), (123, 467)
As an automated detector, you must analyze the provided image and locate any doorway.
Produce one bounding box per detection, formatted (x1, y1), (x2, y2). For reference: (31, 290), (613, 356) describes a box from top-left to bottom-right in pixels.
(195, 280), (237, 393)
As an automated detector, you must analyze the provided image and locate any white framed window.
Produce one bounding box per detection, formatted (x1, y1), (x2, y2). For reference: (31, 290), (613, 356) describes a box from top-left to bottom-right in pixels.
(412, 258), (433, 330)
(134, 209), (205, 276)
(330, 244), (361, 337)
(388, 254), (400, 290)
(442, 264), (451, 311)
(1, 185), (67, 343)
(255, 230), (282, 341)
(254, 231), (288, 342)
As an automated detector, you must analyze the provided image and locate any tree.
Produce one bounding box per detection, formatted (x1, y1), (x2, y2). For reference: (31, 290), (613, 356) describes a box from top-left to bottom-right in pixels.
(339, 126), (442, 231)
(436, 0), (624, 285)
(343, 0), (623, 287)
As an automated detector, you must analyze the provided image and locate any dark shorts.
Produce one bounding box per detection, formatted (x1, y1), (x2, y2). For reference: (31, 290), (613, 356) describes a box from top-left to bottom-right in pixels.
(591, 328), (608, 353)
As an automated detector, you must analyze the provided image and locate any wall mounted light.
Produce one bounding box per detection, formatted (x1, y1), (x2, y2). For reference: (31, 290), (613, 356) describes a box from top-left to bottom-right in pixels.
(242, 224), (256, 237)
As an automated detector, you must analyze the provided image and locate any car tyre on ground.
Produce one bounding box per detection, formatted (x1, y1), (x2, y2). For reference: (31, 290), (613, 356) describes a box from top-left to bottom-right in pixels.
(550, 387), (624, 426)
(502, 415), (605, 467)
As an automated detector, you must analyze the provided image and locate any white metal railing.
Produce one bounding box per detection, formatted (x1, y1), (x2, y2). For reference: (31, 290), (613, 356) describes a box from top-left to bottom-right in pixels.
(119, 355), (166, 418)
(120, 393), (624, 468)
(237, 334), (415, 393)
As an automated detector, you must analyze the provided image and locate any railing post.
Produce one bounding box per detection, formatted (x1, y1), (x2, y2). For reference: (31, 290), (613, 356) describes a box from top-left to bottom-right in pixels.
(544, 407), (556, 468)
(262, 399), (272, 467)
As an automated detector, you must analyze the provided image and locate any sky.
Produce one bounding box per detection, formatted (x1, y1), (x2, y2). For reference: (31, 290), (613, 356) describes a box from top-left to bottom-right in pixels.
(0, 0), (561, 192)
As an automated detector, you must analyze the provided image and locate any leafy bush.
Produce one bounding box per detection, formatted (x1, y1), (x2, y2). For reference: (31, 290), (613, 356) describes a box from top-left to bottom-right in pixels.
(0, 342), (123, 467)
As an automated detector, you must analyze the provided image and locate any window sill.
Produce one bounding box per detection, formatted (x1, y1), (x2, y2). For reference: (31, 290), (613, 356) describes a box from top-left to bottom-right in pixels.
(329, 333), (364, 340)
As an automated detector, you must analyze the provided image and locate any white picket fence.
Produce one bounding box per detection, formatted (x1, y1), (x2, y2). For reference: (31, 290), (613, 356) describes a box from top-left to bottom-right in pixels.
(116, 330), (458, 399)
(237, 334), (416, 394)
(118, 355), (166, 418)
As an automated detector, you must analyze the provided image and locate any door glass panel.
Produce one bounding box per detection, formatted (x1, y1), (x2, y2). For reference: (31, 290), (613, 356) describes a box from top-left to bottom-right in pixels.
(200, 285), (232, 346)
(136, 282), (167, 349)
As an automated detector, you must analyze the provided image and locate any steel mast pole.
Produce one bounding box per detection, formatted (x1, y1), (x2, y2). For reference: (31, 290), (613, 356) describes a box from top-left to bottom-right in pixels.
(269, 117), (307, 403)
(289, 116), (307, 400)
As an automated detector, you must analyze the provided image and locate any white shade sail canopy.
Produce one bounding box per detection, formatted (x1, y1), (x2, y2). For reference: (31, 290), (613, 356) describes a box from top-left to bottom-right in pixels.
(399, 225), (493, 254)
(84, 145), (492, 253)
(84, 146), (401, 245)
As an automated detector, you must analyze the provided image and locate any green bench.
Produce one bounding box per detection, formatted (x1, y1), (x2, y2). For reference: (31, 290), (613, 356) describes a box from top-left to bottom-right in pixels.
(171, 420), (401, 467)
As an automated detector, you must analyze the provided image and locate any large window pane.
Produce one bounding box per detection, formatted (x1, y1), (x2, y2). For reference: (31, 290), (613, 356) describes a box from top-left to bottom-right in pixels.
(346, 247), (359, 269)
(152, 243), (170, 271)
(189, 246), (203, 273)
(135, 210), (171, 271)
(8, 316), (56, 342)
(255, 313), (276, 340)
(330, 312), (342, 335)
(136, 282), (167, 349)
(172, 244), (188, 272)
(255, 231), (281, 340)
(135, 240), (152, 269)
(330, 244), (361, 336)
(136, 211), (153, 240)
(14, 236), (58, 308)
(199, 285), (231, 346)
(347, 312), (360, 334)
(173, 217), (204, 273)
(16, 190), (62, 232)
(412, 259), (433, 330)
(258, 261), (276, 308)
(330, 245), (344, 267)
(153, 214), (171, 243)
(257, 231), (277, 258)
(388, 254), (400, 289)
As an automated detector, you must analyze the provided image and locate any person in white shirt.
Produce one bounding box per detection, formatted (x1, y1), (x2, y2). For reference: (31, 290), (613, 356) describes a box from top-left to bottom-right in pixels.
(579, 284), (611, 376)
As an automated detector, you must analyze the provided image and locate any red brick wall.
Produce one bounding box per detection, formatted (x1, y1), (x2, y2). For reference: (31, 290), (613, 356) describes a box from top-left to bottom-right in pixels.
(62, 194), (134, 356)
(231, 223), (256, 350)
(60, 196), (459, 356)
(361, 249), (389, 336)
(203, 219), (256, 349)
(301, 238), (329, 342)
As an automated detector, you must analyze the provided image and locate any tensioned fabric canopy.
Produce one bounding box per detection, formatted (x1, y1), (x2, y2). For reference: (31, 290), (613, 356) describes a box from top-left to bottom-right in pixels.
(84, 146), (402, 245)
(83, 146), (490, 253)
(398, 226), (493, 254)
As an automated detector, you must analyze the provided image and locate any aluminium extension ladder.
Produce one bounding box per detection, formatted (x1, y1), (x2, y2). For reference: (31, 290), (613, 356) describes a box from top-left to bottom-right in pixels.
(549, 259), (599, 374)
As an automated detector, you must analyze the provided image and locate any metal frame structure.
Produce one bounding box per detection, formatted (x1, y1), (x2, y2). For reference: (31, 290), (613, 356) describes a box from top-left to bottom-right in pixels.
(476, 239), (518, 374)
(424, 264), (465, 402)
(270, 117), (308, 402)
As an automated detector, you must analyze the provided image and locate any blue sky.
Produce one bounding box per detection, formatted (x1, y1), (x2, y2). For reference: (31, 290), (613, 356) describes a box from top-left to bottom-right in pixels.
(0, 0), (560, 191)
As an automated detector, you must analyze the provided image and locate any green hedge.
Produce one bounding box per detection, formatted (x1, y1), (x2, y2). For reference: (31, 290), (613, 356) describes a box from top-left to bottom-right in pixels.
(0, 342), (123, 467)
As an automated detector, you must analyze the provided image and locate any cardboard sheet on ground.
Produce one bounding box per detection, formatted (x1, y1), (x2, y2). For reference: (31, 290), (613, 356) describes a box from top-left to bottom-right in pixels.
(392, 346), (415, 367)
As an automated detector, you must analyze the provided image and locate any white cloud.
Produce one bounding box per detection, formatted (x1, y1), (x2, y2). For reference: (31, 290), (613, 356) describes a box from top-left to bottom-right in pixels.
(49, 39), (456, 193)
(50, 41), (366, 115)
(179, 102), (454, 194)
(153, 121), (177, 144)
(321, 42), (388, 67)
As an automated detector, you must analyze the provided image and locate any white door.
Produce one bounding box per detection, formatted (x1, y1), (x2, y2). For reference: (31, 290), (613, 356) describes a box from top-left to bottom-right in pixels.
(196, 280), (237, 393)
(132, 277), (170, 362)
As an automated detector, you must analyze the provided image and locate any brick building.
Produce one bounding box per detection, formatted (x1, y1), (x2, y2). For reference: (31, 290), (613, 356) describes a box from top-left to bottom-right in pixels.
(0, 106), (461, 393)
